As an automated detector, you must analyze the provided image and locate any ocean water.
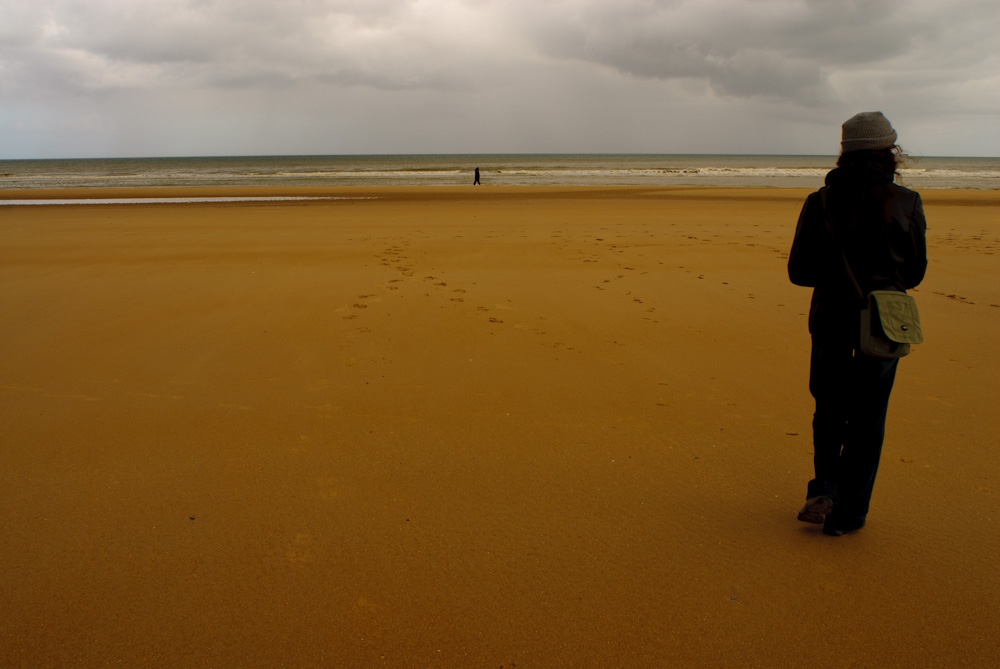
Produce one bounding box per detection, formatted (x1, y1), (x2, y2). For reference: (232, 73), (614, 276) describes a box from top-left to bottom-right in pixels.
(1, 154), (997, 191)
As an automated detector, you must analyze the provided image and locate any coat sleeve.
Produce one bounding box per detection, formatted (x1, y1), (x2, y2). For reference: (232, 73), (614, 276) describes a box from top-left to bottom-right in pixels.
(788, 192), (830, 287)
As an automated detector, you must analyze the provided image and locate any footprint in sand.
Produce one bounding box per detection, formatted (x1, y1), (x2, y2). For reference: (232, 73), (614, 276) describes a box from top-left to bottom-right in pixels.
(289, 434), (312, 454)
(285, 533), (315, 563)
(316, 476), (340, 500)
(934, 291), (975, 305)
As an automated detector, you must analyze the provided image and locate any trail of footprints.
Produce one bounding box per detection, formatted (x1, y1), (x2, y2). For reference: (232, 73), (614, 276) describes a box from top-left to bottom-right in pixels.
(343, 239), (519, 330)
(339, 237), (585, 360)
(577, 225), (792, 320)
(341, 227), (795, 363)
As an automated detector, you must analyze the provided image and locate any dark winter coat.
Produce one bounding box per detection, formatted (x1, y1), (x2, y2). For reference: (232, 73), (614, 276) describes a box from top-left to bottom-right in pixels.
(788, 166), (927, 341)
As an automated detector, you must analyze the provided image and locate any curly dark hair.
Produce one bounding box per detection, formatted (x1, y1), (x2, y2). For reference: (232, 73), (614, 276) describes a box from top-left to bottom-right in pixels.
(837, 145), (906, 182)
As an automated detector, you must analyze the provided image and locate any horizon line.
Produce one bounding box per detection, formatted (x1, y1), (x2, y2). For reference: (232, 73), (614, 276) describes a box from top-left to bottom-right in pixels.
(2, 151), (997, 162)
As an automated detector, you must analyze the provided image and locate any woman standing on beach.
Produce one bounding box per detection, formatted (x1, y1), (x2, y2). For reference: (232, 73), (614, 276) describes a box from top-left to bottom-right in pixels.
(788, 111), (927, 536)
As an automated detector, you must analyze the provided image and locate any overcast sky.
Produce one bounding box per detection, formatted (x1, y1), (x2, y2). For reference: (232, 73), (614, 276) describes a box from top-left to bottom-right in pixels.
(2, 0), (998, 159)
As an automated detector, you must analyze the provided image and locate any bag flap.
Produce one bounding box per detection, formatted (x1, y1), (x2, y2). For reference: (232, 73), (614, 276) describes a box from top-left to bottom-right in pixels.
(870, 291), (923, 344)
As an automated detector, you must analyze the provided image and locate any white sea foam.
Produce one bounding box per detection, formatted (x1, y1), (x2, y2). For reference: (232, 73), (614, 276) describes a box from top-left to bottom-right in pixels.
(1, 154), (996, 189)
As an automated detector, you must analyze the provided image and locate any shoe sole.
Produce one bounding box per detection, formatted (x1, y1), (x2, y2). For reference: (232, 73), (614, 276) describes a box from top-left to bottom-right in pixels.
(797, 496), (833, 524)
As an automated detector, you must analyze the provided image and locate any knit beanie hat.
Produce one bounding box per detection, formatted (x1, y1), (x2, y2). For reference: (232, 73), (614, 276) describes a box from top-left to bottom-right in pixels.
(841, 111), (897, 152)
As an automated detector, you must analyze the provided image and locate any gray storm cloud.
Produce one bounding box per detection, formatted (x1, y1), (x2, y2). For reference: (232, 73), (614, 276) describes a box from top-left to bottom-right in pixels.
(1, 0), (997, 157)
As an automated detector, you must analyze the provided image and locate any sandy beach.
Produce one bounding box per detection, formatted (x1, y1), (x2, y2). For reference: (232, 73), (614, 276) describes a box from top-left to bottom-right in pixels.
(1, 186), (997, 667)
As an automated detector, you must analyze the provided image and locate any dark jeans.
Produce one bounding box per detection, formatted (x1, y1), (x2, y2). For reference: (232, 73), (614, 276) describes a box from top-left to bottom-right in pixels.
(807, 338), (899, 531)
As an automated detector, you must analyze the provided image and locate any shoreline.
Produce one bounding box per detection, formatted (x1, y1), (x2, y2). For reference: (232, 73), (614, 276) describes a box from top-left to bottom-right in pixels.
(2, 184), (996, 201)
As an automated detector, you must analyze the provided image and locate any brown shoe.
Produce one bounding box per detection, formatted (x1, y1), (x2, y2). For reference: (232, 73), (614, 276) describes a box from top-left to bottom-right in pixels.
(797, 496), (833, 524)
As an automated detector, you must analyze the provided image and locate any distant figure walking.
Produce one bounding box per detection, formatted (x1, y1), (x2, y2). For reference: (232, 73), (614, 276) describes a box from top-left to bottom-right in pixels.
(788, 111), (927, 536)
(474, 167), (481, 185)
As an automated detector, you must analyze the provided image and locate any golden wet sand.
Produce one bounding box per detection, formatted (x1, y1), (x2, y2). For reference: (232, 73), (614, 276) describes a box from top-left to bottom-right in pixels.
(1, 186), (997, 667)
